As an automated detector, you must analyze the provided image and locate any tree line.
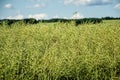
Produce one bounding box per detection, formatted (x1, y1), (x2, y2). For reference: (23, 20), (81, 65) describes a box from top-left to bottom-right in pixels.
(0, 17), (120, 26)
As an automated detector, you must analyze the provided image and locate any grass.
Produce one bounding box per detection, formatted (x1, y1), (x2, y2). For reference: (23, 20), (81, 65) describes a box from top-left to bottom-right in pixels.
(0, 20), (120, 80)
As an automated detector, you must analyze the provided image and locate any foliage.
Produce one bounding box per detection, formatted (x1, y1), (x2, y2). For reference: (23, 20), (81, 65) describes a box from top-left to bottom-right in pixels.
(0, 18), (103, 26)
(102, 17), (120, 20)
(0, 20), (120, 80)
(0, 17), (120, 26)
(23, 18), (37, 24)
(75, 18), (102, 26)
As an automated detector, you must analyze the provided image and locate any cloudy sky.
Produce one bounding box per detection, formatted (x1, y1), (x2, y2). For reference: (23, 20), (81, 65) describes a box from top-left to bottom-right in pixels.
(0, 0), (120, 19)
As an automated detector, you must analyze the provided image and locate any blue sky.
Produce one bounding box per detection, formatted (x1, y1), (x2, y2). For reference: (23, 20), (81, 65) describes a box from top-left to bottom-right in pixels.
(0, 0), (120, 19)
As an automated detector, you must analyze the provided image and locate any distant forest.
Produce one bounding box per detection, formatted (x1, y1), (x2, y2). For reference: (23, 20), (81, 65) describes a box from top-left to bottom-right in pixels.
(0, 17), (120, 26)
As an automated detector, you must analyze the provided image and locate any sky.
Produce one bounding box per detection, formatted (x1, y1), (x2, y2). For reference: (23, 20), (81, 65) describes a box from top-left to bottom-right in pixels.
(0, 0), (120, 20)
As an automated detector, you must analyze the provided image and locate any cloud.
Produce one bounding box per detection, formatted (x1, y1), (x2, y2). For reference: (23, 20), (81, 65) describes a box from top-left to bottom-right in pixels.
(52, 15), (68, 19)
(6, 14), (24, 20)
(53, 15), (59, 18)
(115, 3), (120, 9)
(6, 13), (48, 20)
(4, 4), (13, 9)
(64, 0), (113, 6)
(71, 12), (84, 19)
(29, 0), (41, 1)
(34, 4), (45, 8)
(26, 3), (45, 9)
(28, 13), (48, 20)
(29, 0), (48, 1)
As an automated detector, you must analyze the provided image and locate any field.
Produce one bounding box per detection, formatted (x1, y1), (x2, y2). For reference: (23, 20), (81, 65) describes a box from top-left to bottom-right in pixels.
(0, 20), (120, 80)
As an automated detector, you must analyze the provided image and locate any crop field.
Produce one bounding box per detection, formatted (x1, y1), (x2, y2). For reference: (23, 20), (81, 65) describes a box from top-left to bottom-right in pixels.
(0, 20), (120, 80)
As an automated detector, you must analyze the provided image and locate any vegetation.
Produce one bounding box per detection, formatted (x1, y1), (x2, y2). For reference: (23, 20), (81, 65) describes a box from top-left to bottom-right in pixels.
(0, 20), (120, 80)
(102, 17), (120, 20)
(0, 17), (119, 26)
(0, 18), (103, 26)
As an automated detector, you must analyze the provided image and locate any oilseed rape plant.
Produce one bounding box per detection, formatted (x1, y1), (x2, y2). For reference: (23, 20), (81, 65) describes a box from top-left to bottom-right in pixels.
(0, 20), (120, 80)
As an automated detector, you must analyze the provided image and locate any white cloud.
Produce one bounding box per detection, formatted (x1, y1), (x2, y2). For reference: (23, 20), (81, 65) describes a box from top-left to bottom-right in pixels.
(52, 15), (68, 19)
(71, 12), (84, 19)
(30, 0), (49, 1)
(64, 0), (113, 6)
(6, 13), (47, 20)
(53, 15), (59, 18)
(6, 14), (24, 20)
(26, 3), (45, 9)
(4, 4), (13, 9)
(28, 13), (48, 20)
(115, 3), (120, 9)
(64, 0), (91, 5)
(29, 0), (41, 1)
(34, 4), (45, 8)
